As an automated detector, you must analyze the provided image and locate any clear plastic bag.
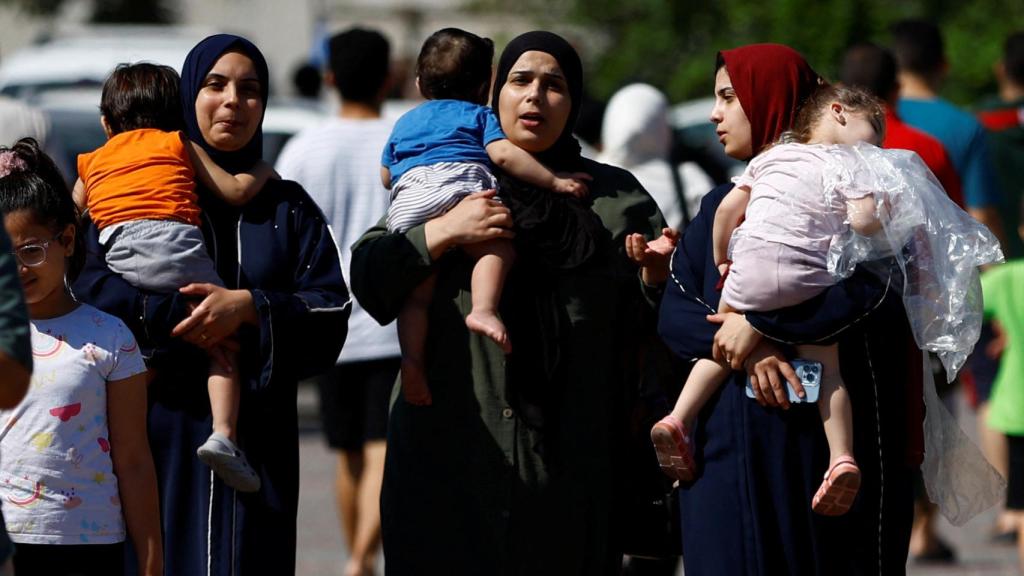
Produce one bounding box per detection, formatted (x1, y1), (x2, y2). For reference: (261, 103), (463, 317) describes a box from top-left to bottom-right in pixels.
(918, 351), (1006, 525)
(823, 144), (1006, 525)
(825, 143), (1004, 381)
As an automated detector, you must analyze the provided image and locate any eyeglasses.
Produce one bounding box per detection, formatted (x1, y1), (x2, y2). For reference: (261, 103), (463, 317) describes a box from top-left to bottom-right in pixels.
(11, 235), (61, 268)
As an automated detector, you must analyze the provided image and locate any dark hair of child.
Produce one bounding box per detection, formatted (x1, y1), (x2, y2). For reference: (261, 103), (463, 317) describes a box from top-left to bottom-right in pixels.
(100, 62), (183, 134)
(0, 138), (84, 281)
(415, 28), (494, 105)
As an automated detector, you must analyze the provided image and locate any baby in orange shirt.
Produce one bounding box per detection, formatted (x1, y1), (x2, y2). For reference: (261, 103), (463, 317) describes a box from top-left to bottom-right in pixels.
(74, 62), (272, 493)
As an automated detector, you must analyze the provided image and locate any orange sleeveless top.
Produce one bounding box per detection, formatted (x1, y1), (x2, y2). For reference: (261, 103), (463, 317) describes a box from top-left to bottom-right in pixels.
(78, 128), (201, 229)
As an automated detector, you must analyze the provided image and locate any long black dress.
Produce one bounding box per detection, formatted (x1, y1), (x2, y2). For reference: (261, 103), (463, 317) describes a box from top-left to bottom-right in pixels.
(351, 159), (664, 575)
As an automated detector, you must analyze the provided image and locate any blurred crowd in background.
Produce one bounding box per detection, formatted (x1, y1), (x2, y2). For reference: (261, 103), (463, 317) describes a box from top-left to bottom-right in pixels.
(1, 1), (1024, 575)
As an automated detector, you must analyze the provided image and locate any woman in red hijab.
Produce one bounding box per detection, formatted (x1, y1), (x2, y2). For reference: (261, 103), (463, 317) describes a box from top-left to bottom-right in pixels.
(657, 44), (918, 574)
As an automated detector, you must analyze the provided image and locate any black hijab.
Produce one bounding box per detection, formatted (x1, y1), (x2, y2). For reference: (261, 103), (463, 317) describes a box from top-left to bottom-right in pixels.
(487, 30), (602, 271)
(180, 34), (269, 175)
(490, 31), (583, 171)
(491, 33), (608, 446)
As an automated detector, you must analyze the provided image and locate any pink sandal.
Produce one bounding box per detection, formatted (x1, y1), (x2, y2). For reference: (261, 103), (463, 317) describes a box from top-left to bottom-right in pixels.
(650, 416), (696, 482)
(811, 456), (861, 516)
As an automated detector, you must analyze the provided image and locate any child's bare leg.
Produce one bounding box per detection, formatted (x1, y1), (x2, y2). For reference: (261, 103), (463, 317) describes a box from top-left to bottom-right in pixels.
(397, 273), (436, 405)
(797, 344), (854, 465)
(670, 358), (731, 429)
(209, 352), (240, 441)
(802, 343), (860, 515)
(666, 298), (736, 427)
(197, 349), (261, 492)
(653, 357), (729, 481)
(462, 238), (514, 353)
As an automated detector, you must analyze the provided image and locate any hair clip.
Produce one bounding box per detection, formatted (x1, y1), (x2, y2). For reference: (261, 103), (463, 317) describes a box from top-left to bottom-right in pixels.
(0, 150), (28, 178)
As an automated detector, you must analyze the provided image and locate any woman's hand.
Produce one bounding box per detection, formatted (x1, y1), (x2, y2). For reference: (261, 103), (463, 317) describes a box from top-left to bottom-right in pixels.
(423, 190), (515, 260)
(171, 284), (258, 349)
(743, 341), (803, 409)
(626, 227), (678, 286)
(707, 311), (762, 370)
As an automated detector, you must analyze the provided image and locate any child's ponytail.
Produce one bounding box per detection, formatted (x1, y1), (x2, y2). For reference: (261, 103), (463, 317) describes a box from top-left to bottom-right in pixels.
(0, 138), (85, 282)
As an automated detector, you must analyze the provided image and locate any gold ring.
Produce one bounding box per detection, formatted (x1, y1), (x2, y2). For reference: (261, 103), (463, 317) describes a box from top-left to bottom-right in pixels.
(200, 333), (209, 341)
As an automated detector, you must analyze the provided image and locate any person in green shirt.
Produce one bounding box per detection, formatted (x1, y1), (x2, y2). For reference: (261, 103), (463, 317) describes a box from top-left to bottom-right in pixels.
(982, 200), (1024, 570)
(350, 31), (666, 574)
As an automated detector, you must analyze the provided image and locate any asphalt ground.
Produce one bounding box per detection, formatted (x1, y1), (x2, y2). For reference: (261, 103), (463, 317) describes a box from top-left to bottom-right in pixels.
(294, 383), (1021, 575)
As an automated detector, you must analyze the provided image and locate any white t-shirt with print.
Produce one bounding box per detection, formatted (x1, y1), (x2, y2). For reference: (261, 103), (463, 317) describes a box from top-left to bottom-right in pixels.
(0, 303), (146, 544)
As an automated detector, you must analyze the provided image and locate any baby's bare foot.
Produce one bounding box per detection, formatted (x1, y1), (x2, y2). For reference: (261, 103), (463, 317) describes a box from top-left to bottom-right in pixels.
(466, 311), (512, 353)
(400, 359), (432, 405)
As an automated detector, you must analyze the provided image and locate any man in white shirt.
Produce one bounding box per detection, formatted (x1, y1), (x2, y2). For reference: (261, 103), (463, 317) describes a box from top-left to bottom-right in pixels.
(275, 28), (396, 576)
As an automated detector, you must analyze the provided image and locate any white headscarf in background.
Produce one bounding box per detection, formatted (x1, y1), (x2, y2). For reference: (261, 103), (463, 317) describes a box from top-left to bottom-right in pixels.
(598, 83), (712, 229)
(0, 96), (48, 147)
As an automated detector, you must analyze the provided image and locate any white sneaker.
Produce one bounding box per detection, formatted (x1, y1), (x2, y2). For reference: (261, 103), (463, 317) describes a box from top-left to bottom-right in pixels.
(196, 432), (261, 493)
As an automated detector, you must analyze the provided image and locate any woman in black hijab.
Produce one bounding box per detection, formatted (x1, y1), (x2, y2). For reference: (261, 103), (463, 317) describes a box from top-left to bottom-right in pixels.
(351, 30), (664, 574)
(74, 34), (349, 576)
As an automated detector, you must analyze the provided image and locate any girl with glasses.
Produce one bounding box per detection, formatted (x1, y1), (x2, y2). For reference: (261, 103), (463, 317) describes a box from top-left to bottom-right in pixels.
(0, 139), (162, 576)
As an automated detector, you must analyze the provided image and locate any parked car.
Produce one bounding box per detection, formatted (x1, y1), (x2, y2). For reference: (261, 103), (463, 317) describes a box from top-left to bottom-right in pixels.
(32, 88), (105, 185)
(669, 96), (744, 186)
(0, 25), (211, 99)
(35, 87), (339, 186)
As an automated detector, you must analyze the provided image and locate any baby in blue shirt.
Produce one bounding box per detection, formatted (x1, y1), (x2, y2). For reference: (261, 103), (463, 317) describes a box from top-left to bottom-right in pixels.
(381, 28), (588, 405)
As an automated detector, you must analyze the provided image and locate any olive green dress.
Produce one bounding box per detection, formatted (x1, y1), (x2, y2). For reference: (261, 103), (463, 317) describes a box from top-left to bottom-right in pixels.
(350, 158), (664, 575)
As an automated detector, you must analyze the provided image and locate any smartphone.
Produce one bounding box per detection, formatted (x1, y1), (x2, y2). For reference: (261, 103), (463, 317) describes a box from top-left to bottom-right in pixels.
(745, 358), (822, 403)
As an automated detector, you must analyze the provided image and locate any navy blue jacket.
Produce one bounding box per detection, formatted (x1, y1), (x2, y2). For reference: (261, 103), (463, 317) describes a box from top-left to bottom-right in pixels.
(73, 180), (350, 576)
(659, 184), (918, 575)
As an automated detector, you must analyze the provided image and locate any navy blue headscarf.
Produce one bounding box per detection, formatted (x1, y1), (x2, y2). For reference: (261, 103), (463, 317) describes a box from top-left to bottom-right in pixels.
(491, 31), (583, 171)
(180, 34), (269, 174)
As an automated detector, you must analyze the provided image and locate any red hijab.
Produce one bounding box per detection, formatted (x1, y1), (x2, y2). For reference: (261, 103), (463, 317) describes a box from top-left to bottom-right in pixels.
(719, 44), (820, 157)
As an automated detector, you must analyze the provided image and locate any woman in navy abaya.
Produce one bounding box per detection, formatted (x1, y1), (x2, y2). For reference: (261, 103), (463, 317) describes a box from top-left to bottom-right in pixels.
(658, 44), (920, 575)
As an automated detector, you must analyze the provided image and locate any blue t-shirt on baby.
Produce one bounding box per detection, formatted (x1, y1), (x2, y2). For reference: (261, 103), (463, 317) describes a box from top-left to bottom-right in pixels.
(381, 99), (506, 186)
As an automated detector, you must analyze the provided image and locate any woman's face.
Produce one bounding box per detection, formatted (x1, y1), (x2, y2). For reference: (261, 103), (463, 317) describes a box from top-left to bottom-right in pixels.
(709, 66), (753, 160)
(497, 50), (572, 153)
(195, 50), (264, 152)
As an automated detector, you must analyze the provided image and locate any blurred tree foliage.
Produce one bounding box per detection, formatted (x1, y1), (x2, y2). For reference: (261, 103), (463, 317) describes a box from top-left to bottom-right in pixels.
(1, 0), (171, 23)
(470, 0), (1024, 105)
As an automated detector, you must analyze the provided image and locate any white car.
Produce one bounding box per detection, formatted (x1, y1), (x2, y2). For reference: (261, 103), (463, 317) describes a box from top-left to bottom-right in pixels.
(0, 25), (211, 99)
(670, 96), (744, 184)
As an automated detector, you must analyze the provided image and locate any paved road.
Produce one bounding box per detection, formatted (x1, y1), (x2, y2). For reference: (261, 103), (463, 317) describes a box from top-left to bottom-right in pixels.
(906, 390), (1019, 575)
(297, 426), (350, 575)
(294, 384), (1020, 575)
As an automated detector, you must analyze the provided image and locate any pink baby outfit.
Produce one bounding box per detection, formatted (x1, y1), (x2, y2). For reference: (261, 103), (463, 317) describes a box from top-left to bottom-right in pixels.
(721, 143), (875, 311)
